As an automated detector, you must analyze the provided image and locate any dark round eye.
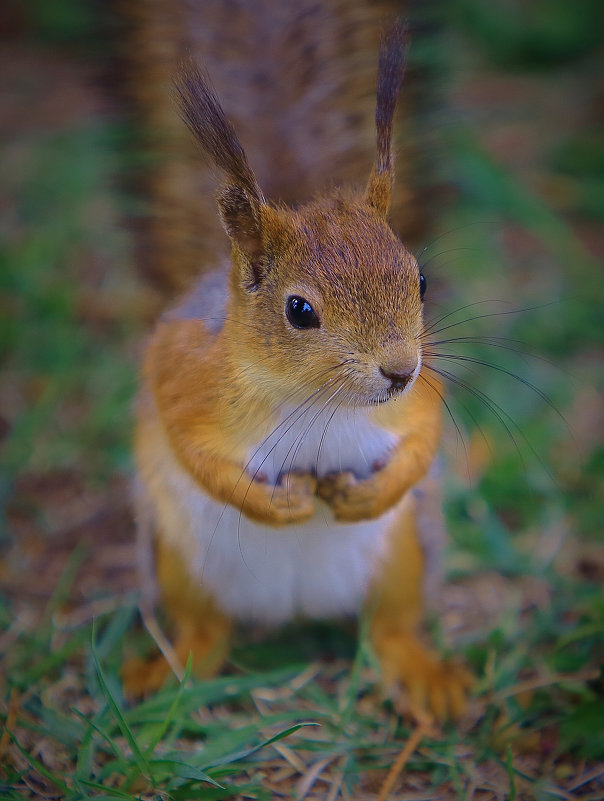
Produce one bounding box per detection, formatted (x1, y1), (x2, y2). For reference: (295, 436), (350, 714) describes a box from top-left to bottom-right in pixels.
(285, 296), (320, 329)
(419, 273), (427, 300)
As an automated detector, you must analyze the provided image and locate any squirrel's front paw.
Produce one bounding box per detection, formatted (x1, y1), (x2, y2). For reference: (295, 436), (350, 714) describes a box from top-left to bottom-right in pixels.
(268, 472), (317, 524)
(318, 471), (383, 521)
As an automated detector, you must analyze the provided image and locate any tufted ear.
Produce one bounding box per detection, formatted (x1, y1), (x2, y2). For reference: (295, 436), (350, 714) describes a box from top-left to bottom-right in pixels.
(365, 20), (409, 218)
(217, 184), (268, 289)
(175, 59), (266, 285)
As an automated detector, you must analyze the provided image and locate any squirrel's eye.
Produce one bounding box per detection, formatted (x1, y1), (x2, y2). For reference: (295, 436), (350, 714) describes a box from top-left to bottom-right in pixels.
(419, 273), (427, 300)
(286, 296), (320, 329)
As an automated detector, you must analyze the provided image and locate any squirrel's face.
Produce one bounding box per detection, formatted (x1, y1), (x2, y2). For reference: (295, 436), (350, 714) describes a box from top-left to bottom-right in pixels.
(231, 197), (425, 408)
(178, 27), (416, 409)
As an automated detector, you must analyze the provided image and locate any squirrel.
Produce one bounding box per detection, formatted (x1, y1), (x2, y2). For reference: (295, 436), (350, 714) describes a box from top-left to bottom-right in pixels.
(123, 7), (472, 720)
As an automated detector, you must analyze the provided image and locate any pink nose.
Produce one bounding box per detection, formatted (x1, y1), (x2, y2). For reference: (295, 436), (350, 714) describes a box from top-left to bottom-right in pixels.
(379, 366), (415, 390)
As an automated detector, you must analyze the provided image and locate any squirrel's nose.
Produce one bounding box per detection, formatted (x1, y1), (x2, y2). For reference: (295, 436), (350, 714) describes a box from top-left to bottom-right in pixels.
(379, 365), (416, 391)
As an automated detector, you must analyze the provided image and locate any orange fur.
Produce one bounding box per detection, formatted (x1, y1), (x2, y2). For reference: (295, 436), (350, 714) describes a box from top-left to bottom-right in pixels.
(319, 376), (443, 521)
(127, 11), (471, 719)
(123, 538), (232, 694)
(370, 494), (472, 721)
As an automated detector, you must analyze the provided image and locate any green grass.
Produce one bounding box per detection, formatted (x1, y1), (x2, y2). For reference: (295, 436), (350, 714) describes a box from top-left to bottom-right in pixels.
(1, 1), (603, 798)
(0, 123), (141, 498)
(2, 578), (603, 798)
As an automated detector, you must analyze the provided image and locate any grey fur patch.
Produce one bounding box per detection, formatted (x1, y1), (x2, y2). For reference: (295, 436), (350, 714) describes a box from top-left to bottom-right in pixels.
(132, 476), (159, 614)
(164, 268), (228, 333)
(413, 458), (447, 611)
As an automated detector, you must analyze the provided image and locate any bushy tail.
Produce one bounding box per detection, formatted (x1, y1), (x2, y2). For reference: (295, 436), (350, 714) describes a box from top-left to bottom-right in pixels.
(120, 0), (439, 294)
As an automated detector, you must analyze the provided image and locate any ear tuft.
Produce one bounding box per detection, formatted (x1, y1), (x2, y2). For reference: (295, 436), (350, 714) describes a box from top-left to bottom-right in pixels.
(175, 59), (268, 285)
(365, 20), (409, 218)
(175, 58), (263, 204)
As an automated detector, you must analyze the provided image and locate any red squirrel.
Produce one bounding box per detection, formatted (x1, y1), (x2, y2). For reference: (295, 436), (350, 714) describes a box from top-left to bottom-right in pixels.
(125, 14), (471, 720)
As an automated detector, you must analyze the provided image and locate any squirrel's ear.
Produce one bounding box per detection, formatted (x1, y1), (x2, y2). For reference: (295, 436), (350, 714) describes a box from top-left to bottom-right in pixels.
(175, 58), (267, 285)
(217, 185), (267, 289)
(365, 21), (408, 219)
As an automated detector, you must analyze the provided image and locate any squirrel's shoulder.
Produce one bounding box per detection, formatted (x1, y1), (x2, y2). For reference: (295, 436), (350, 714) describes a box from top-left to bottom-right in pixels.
(163, 267), (229, 334)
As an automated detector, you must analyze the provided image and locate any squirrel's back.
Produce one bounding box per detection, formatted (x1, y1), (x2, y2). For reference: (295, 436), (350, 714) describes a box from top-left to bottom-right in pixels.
(122, 0), (430, 292)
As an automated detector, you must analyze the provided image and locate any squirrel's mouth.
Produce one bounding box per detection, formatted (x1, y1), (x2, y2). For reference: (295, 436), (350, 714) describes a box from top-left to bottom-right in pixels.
(367, 389), (401, 406)
(363, 386), (408, 406)
(366, 372), (420, 406)
(328, 358), (421, 408)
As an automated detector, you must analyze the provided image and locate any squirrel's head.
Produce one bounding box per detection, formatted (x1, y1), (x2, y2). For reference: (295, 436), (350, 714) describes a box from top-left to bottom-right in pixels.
(177, 21), (425, 407)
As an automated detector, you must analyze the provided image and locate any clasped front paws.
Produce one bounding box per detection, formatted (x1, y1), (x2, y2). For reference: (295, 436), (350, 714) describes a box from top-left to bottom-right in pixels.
(265, 471), (317, 524)
(251, 460), (400, 524)
(318, 470), (385, 522)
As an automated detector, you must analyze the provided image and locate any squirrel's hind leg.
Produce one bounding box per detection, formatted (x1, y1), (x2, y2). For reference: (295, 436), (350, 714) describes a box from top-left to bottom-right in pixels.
(122, 536), (232, 696)
(368, 492), (472, 722)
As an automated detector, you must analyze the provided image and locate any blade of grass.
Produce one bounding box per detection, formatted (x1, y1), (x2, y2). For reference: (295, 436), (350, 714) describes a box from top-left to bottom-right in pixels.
(76, 777), (139, 799)
(93, 600), (138, 663)
(19, 624), (90, 685)
(91, 622), (153, 783)
(43, 542), (88, 620)
(74, 710), (96, 783)
(202, 722), (319, 770)
(8, 731), (71, 795)
(172, 779), (269, 801)
(339, 616), (370, 729)
(506, 746), (517, 801)
(126, 665), (305, 724)
(147, 758), (224, 788)
(72, 706), (128, 768)
(144, 652), (193, 757)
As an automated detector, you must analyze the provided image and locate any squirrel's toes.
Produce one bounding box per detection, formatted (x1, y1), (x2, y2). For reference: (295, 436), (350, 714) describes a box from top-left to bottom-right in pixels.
(375, 630), (473, 722)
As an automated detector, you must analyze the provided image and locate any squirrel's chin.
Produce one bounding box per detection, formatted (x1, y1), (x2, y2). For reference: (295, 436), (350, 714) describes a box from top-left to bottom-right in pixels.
(357, 392), (398, 407)
(364, 383), (415, 406)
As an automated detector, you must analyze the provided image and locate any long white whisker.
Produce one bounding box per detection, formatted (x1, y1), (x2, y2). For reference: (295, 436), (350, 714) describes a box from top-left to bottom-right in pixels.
(278, 380), (350, 507)
(200, 369), (346, 580)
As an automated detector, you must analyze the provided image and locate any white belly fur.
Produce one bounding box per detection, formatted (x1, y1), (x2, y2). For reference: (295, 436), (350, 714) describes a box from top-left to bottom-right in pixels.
(145, 404), (399, 625)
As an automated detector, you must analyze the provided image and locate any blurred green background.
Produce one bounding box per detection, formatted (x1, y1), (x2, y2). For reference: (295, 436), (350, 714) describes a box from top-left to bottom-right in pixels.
(1, 0), (603, 798)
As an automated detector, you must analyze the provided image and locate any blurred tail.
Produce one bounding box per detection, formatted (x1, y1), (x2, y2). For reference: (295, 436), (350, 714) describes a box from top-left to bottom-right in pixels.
(119, 0), (440, 294)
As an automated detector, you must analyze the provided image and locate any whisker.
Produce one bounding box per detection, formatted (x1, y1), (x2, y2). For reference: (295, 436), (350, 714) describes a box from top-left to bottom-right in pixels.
(423, 299), (513, 337)
(314, 370), (359, 477)
(425, 351), (566, 427)
(418, 372), (470, 477)
(425, 362), (526, 475)
(318, 387), (354, 483)
(284, 381), (349, 479)
(200, 368), (346, 579)
(276, 380), (350, 510)
(230, 376), (347, 581)
(423, 335), (569, 380)
(233, 377), (349, 572)
(239, 360), (349, 439)
(420, 372), (494, 474)
(232, 360), (355, 497)
(236, 375), (345, 513)
(415, 220), (497, 263)
(419, 246), (480, 269)
(423, 362), (560, 485)
(425, 301), (558, 339)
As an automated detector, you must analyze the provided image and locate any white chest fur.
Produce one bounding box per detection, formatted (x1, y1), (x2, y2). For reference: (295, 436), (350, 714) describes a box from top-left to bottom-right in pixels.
(246, 402), (398, 483)
(147, 405), (398, 625)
